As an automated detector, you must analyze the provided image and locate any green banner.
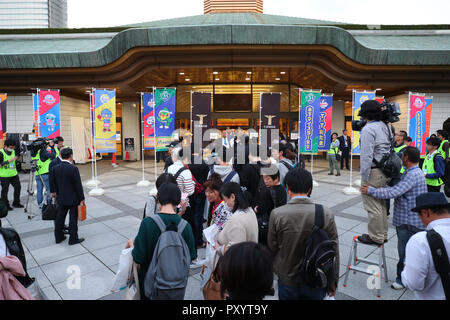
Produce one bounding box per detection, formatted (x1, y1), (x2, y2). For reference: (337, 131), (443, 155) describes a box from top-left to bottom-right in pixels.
(299, 90), (321, 154)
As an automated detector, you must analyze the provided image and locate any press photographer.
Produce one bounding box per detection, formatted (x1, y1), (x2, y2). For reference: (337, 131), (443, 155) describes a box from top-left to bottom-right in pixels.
(0, 139), (23, 212)
(29, 138), (57, 213)
(354, 99), (402, 245)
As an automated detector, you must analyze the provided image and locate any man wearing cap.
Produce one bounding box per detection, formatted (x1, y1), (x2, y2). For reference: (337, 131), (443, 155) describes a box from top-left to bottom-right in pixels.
(401, 192), (450, 300)
(361, 146), (427, 290)
(163, 141), (179, 172)
(358, 100), (392, 245)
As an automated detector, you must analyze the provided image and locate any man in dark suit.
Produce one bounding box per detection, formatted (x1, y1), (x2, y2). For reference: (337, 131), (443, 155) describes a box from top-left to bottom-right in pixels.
(49, 149), (70, 235)
(338, 129), (351, 170)
(50, 148), (85, 245)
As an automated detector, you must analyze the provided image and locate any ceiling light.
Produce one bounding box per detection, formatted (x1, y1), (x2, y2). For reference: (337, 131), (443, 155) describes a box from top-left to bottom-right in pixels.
(179, 72), (184, 75)
(280, 72), (286, 74)
(275, 78), (281, 81)
(247, 71), (252, 74)
(215, 78), (220, 81)
(245, 78), (250, 81)
(213, 71), (219, 75)
(192, 86), (197, 89)
(185, 78), (190, 81)
(375, 88), (382, 91)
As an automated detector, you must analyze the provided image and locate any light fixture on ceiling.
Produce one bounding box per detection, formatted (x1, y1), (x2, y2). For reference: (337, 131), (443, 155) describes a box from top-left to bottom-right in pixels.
(179, 72), (184, 75)
(247, 71), (252, 74)
(245, 78), (250, 81)
(215, 78), (220, 81)
(280, 71), (286, 75)
(192, 86), (197, 89)
(275, 78), (281, 81)
(375, 88), (382, 91)
(213, 71), (219, 75)
(185, 78), (190, 81)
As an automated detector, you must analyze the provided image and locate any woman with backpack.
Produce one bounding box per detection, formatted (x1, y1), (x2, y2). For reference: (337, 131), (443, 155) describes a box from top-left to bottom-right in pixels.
(214, 182), (258, 255)
(143, 173), (177, 218)
(328, 132), (341, 177)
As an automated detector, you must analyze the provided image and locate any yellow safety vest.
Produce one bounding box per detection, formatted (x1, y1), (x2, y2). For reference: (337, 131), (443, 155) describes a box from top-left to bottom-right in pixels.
(438, 139), (449, 160)
(0, 149), (18, 178)
(422, 152), (444, 186)
(32, 148), (54, 176)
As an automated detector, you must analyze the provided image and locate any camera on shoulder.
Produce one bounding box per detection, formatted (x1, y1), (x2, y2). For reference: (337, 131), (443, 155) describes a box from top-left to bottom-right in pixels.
(352, 99), (401, 132)
(26, 137), (50, 157)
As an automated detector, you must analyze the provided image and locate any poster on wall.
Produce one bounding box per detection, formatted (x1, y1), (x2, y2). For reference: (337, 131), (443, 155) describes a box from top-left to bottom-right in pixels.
(154, 88), (176, 151)
(94, 89), (116, 153)
(352, 91), (376, 155)
(408, 92), (432, 156)
(318, 94), (333, 151)
(142, 93), (155, 150)
(38, 89), (61, 139)
(192, 92), (211, 148)
(0, 93), (6, 139)
(260, 93), (281, 147)
(299, 90), (321, 154)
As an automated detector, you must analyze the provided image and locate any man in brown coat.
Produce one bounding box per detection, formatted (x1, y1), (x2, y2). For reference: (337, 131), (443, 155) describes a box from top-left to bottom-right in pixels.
(268, 167), (339, 300)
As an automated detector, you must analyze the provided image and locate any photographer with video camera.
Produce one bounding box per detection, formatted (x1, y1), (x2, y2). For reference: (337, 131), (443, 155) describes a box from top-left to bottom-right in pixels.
(357, 99), (402, 245)
(0, 139), (23, 212)
(31, 138), (57, 213)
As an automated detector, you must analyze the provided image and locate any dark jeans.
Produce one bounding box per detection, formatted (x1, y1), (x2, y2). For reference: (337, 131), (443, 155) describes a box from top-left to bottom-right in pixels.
(386, 176), (401, 215)
(191, 194), (206, 246)
(396, 224), (422, 282)
(0, 175), (21, 205)
(156, 151), (166, 162)
(278, 281), (326, 300)
(341, 149), (350, 169)
(427, 185), (441, 192)
(54, 205), (78, 243)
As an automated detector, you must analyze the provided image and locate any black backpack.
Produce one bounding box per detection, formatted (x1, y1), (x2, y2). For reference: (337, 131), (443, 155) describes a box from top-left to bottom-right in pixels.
(427, 229), (450, 300)
(298, 204), (337, 290)
(443, 159), (450, 197)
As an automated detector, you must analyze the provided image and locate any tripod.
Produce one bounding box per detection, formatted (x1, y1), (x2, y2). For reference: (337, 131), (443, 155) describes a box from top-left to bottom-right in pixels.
(24, 160), (47, 219)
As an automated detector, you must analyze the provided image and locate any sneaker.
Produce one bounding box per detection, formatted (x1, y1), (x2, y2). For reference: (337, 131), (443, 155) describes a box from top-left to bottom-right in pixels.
(189, 259), (203, 269)
(391, 279), (405, 290)
(335, 173), (341, 176)
(357, 234), (384, 245)
(328, 173), (334, 175)
(12, 203), (24, 208)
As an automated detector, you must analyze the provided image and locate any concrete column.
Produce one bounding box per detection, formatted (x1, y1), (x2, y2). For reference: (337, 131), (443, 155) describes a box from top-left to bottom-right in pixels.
(122, 101), (140, 161)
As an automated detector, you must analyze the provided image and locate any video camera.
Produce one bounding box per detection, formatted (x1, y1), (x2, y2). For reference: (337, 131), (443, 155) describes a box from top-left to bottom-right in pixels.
(352, 100), (401, 131)
(26, 137), (52, 157)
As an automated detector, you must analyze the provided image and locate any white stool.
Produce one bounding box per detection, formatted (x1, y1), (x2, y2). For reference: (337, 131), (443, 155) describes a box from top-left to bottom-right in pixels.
(342, 235), (388, 298)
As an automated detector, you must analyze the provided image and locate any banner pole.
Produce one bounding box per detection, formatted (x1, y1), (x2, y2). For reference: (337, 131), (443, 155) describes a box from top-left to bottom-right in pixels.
(343, 89), (359, 195)
(37, 89), (40, 137)
(89, 88), (105, 196)
(297, 89), (301, 163)
(137, 92), (151, 187)
(90, 93), (95, 181)
(407, 91), (411, 136)
(153, 87), (157, 183)
(259, 92), (262, 146)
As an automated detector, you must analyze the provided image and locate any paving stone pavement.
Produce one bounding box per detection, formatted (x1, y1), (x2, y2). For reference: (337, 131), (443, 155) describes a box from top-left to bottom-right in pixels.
(0, 158), (416, 300)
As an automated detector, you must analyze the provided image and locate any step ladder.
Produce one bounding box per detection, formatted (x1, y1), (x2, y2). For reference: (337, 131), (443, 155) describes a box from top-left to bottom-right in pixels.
(342, 235), (388, 298)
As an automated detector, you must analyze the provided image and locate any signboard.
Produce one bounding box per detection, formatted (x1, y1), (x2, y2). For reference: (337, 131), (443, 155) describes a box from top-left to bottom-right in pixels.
(94, 89), (117, 153)
(299, 90), (321, 154)
(318, 94), (333, 151)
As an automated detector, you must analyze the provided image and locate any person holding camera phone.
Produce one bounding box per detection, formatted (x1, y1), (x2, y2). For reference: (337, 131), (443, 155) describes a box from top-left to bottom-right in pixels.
(0, 139), (23, 212)
(32, 139), (57, 213)
(358, 100), (397, 245)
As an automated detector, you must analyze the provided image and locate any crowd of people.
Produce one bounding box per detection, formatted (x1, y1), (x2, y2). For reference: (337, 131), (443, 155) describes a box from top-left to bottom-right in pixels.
(0, 108), (449, 300)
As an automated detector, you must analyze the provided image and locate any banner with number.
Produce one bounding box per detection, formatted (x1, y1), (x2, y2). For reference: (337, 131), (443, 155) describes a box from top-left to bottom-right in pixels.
(94, 89), (116, 153)
(261, 93), (281, 147)
(352, 91), (376, 155)
(38, 90), (61, 139)
(142, 93), (155, 150)
(299, 90), (321, 154)
(154, 88), (176, 151)
(0, 93), (5, 139)
(409, 93), (431, 156)
(192, 92), (211, 148)
(318, 95), (333, 151)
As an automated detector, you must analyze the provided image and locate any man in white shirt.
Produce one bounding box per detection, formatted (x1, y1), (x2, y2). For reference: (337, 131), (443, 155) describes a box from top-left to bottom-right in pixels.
(402, 192), (450, 300)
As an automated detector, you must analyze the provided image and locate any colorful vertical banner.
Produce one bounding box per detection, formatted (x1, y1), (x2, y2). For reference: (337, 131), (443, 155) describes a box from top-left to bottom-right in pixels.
(299, 90), (321, 154)
(142, 93), (155, 150)
(32, 93), (38, 136)
(408, 93), (431, 155)
(38, 90), (61, 139)
(0, 93), (5, 139)
(352, 91), (376, 155)
(318, 94), (333, 151)
(192, 92), (211, 148)
(94, 89), (116, 153)
(154, 88), (176, 151)
(260, 93), (281, 146)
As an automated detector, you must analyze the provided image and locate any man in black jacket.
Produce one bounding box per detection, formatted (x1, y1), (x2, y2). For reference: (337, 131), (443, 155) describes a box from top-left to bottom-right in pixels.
(50, 148), (85, 245)
(338, 129), (351, 170)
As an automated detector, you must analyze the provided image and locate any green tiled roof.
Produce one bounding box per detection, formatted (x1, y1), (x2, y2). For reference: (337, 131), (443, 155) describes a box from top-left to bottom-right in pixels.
(1, 13), (450, 69)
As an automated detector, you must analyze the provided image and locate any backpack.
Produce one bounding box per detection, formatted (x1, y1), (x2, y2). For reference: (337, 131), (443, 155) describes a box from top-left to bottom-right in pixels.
(143, 215), (191, 300)
(427, 229), (450, 300)
(174, 166), (188, 181)
(298, 204), (337, 290)
(372, 123), (402, 178)
(443, 159), (450, 197)
(209, 168), (237, 184)
(0, 199), (7, 219)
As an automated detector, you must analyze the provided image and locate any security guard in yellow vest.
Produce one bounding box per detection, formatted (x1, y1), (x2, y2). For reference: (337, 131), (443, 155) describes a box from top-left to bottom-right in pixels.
(0, 139), (23, 211)
(437, 130), (449, 162)
(422, 136), (446, 192)
(54, 136), (65, 158)
(32, 139), (57, 210)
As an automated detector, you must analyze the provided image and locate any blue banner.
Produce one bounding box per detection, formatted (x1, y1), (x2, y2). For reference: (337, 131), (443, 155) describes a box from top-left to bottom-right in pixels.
(318, 95), (333, 151)
(352, 91), (376, 155)
(154, 88), (176, 151)
(142, 93), (155, 150)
